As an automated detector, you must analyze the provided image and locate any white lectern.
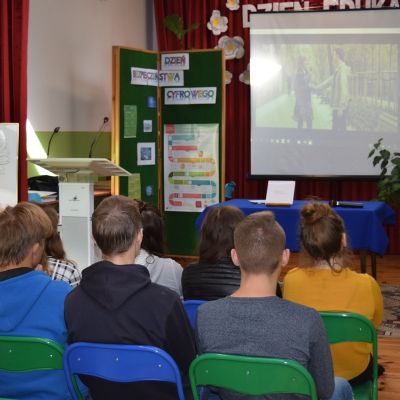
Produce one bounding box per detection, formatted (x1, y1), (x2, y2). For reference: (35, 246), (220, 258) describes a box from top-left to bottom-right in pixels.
(28, 158), (131, 270)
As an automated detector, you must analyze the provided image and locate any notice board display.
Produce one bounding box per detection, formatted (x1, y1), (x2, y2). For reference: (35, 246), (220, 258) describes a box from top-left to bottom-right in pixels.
(113, 48), (225, 256)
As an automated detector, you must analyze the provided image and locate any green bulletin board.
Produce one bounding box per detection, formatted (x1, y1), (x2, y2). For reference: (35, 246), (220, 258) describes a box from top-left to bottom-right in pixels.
(113, 47), (225, 256)
(112, 47), (159, 205)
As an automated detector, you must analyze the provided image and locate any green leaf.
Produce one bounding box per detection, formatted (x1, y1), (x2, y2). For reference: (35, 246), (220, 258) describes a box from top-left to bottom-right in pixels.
(392, 158), (400, 166)
(164, 14), (184, 38)
(380, 149), (391, 161)
(373, 138), (383, 149)
(368, 148), (375, 158)
(372, 156), (381, 167)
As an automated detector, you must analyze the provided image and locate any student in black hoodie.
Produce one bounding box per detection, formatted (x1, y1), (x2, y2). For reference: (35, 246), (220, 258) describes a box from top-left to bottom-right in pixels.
(64, 195), (196, 400)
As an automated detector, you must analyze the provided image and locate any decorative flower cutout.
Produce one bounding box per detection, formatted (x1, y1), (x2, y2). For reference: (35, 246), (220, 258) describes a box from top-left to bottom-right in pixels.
(226, 0), (240, 11)
(239, 63), (250, 85)
(207, 10), (228, 36)
(225, 70), (233, 85)
(216, 36), (245, 60)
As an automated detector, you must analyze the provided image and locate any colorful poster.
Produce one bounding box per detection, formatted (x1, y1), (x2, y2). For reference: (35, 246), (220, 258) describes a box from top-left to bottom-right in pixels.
(164, 123), (219, 212)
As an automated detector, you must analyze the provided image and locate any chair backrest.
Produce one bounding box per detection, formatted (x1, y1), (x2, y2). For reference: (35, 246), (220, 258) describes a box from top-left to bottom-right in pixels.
(0, 336), (64, 372)
(189, 353), (318, 400)
(183, 300), (207, 329)
(63, 342), (185, 400)
(319, 312), (378, 400)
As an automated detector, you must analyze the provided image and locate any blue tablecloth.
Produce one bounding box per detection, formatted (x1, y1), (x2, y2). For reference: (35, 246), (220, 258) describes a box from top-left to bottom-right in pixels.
(195, 200), (396, 255)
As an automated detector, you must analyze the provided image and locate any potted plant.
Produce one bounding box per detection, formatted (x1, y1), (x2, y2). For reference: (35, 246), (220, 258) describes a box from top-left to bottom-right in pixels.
(368, 138), (400, 206)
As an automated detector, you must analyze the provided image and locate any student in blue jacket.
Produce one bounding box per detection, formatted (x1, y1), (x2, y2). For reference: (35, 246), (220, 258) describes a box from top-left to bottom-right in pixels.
(0, 202), (86, 399)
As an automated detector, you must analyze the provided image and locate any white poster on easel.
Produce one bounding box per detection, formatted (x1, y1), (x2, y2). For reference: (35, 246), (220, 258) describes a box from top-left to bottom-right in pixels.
(0, 123), (19, 207)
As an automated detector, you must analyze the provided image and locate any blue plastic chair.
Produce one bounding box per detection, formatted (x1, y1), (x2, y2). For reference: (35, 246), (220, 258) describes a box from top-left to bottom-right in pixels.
(63, 342), (185, 400)
(183, 300), (207, 329)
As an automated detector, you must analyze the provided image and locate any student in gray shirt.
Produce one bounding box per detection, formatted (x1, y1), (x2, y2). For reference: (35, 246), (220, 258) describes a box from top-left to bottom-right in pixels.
(196, 211), (353, 400)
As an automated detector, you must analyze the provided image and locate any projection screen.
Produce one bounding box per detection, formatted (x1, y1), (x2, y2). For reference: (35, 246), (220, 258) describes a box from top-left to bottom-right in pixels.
(250, 9), (400, 177)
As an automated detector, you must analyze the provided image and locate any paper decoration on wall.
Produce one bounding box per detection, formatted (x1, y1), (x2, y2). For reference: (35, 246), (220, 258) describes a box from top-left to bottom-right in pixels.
(225, 70), (232, 85)
(0, 123), (18, 207)
(207, 10), (228, 36)
(137, 142), (156, 166)
(123, 105), (137, 138)
(164, 87), (217, 105)
(143, 120), (152, 133)
(158, 71), (184, 87)
(239, 63), (250, 85)
(216, 36), (245, 60)
(147, 96), (156, 108)
(161, 53), (189, 70)
(226, 0), (240, 11)
(128, 173), (141, 200)
(130, 67), (158, 86)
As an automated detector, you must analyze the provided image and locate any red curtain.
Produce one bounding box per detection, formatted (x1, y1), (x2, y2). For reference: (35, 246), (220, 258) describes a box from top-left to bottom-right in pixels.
(154, 0), (399, 254)
(0, 0), (29, 201)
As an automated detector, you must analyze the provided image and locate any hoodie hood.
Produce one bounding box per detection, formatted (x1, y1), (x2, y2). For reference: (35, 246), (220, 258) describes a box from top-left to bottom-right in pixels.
(0, 270), (51, 332)
(80, 260), (151, 311)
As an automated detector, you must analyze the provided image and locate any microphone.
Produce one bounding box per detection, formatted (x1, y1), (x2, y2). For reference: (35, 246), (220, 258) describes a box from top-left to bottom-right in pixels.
(88, 117), (109, 158)
(330, 200), (363, 208)
(47, 126), (61, 157)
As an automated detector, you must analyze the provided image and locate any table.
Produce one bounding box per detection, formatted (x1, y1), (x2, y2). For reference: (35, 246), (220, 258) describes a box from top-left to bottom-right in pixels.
(196, 200), (396, 277)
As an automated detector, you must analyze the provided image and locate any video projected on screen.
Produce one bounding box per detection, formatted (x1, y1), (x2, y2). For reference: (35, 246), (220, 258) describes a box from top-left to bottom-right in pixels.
(250, 9), (400, 177)
(253, 43), (398, 133)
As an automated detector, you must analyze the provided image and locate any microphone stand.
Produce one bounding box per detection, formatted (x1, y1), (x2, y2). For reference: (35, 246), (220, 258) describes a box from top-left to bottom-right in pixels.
(47, 126), (61, 156)
(88, 117), (109, 158)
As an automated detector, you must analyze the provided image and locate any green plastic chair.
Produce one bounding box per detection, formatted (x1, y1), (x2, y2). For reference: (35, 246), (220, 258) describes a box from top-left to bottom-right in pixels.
(319, 312), (378, 400)
(189, 353), (318, 400)
(0, 336), (64, 372)
(0, 336), (78, 399)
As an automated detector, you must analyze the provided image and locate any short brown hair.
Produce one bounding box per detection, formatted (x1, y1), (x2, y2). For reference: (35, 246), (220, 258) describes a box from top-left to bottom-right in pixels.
(299, 203), (347, 269)
(234, 211), (285, 274)
(0, 202), (52, 268)
(199, 206), (245, 263)
(92, 196), (142, 256)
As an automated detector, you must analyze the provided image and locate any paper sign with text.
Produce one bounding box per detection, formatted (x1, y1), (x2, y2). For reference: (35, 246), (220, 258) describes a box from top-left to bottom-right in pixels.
(161, 53), (189, 70)
(130, 67), (158, 86)
(158, 70), (184, 87)
(164, 87), (217, 105)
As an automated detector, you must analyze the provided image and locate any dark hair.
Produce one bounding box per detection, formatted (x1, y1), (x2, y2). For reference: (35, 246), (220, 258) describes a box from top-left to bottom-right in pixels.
(0, 202), (52, 268)
(92, 196), (142, 256)
(300, 203), (349, 271)
(136, 200), (165, 256)
(234, 211), (285, 274)
(40, 206), (66, 259)
(199, 206), (245, 264)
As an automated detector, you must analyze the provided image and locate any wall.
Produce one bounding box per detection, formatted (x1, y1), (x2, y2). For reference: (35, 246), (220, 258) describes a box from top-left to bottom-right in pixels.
(27, 0), (153, 176)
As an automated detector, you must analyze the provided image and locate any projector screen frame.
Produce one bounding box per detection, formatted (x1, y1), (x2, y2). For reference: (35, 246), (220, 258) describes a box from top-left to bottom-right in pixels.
(248, 7), (400, 180)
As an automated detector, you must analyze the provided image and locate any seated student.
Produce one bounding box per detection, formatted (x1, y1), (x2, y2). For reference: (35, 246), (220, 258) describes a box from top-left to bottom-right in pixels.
(182, 206), (244, 301)
(182, 205), (282, 300)
(64, 195), (196, 400)
(41, 206), (82, 288)
(196, 211), (353, 400)
(134, 200), (183, 296)
(283, 203), (384, 384)
(0, 202), (85, 399)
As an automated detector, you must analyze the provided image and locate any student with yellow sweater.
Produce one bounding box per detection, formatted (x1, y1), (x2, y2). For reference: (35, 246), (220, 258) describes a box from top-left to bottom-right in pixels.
(283, 202), (384, 385)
